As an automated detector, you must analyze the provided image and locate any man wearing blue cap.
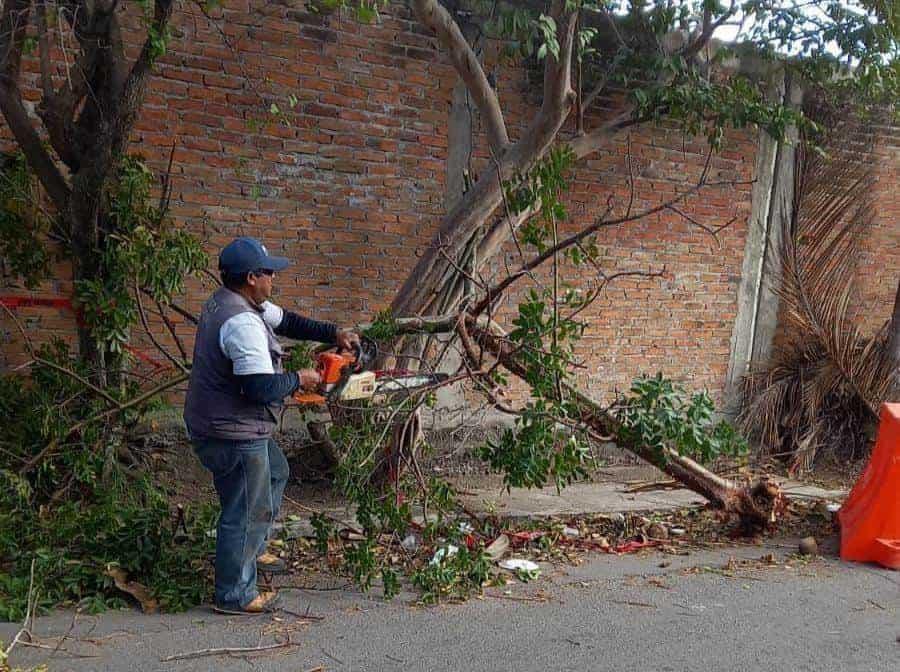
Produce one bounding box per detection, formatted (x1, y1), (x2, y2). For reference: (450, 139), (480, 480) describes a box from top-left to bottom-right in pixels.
(184, 237), (358, 614)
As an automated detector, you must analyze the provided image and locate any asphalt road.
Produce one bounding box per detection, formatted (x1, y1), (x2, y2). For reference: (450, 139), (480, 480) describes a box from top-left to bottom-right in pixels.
(3, 538), (898, 672)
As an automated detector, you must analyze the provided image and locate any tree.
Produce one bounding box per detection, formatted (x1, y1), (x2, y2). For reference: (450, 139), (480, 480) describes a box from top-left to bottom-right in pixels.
(0, 0), (187, 377)
(390, 0), (897, 354)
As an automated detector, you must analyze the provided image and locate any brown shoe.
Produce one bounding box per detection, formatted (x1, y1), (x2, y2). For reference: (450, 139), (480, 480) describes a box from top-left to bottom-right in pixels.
(213, 591), (280, 615)
(257, 552), (287, 573)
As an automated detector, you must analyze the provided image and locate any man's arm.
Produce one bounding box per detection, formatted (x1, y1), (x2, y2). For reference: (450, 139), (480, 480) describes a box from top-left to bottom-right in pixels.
(261, 302), (338, 344)
(275, 310), (338, 344)
(220, 313), (319, 404)
(239, 372), (300, 405)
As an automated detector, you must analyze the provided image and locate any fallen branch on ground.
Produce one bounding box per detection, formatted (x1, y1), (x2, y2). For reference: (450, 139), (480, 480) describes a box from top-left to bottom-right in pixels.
(160, 641), (297, 662)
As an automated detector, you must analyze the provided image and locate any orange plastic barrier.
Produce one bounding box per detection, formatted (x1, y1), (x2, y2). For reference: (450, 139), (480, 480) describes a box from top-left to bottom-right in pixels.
(838, 403), (900, 570)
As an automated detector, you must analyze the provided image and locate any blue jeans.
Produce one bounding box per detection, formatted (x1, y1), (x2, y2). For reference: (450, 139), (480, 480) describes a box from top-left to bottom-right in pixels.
(191, 437), (289, 609)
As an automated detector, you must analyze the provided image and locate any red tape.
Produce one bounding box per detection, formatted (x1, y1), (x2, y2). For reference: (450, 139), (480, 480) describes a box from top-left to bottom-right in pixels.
(2, 294), (167, 370)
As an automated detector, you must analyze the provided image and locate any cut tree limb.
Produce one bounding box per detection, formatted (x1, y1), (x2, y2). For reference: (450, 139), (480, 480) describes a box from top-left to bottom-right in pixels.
(464, 318), (785, 530)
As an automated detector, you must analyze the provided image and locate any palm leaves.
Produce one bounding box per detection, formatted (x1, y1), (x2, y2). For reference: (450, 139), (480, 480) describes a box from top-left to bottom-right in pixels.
(738, 109), (896, 473)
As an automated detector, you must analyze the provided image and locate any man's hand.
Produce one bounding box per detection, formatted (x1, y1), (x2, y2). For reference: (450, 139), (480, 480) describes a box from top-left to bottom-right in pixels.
(297, 369), (321, 392)
(335, 328), (360, 352)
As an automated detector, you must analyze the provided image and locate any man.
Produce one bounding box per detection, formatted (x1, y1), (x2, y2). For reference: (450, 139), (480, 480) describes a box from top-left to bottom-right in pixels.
(184, 236), (358, 614)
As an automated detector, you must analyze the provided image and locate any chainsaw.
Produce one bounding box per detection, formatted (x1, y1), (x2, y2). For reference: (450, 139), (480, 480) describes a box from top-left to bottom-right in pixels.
(293, 336), (447, 406)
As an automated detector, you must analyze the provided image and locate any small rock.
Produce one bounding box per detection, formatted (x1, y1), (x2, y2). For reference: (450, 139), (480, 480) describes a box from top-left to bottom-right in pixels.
(401, 534), (419, 552)
(647, 523), (669, 540)
(798, 536), (818, 556)
(562, 526), (580, 539)
(609, 513), (626, 526)
(282, 519), (315, 539)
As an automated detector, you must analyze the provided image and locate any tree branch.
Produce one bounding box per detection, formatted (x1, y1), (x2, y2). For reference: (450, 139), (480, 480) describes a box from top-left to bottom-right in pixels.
(568, 106), (643, 160)
(0, 0), (71, 208)
(19, 371), (189, 476)
(411, 0), (509, 154)
(470, 172), (745, 317)
(112, 0), (174, 156)
(680, 0), (737, 59)
(516, 0), (578, 157)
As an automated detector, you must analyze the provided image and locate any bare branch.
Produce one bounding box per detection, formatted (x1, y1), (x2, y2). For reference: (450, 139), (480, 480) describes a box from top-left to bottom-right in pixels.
(135, 280), (188, 373)
(411, 0), (509, 154)
(470, 173), (749, 317)
(35, 0), (53, 99)
(680, 0), (737, 58)
(567, 106), (644, 160)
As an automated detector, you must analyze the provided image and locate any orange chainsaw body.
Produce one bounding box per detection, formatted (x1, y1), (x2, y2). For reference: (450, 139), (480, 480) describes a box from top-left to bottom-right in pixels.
(293, 350), (358, 406)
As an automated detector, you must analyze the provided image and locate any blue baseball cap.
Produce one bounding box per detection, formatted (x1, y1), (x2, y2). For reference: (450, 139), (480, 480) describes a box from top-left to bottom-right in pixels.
(218, 237), (290, 275)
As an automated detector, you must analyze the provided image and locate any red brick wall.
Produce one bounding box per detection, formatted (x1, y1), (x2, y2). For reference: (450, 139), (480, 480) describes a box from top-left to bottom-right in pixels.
(1, 1), (897, 409)
(853, 118), (900, 336)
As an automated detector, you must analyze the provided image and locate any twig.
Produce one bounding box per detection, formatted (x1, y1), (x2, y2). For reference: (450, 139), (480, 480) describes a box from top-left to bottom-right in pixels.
(3, 558), (37, 659)
(1, 301), (121, 406)
(277, 607), (325, 621)
(135, 279), (187, 373)
(486, 592), (549, 603)
(154, 298), (190, 361)
(469, 174), (752, 317)
(160, 642), (296, 662)
(19, 372), (189, 475)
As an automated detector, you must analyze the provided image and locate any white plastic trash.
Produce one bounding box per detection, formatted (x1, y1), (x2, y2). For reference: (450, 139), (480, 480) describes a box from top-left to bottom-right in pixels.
(429, 545), (459, 565)
(498, 558), (539, 572)
(562, 526), (580, 538)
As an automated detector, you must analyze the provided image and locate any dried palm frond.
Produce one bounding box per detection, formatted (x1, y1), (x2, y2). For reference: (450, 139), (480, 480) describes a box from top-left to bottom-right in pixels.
(738, 107), (896, 474)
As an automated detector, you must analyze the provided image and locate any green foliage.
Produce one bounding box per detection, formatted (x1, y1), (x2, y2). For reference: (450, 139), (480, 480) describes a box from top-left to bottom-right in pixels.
(616, 373), (748, 463)
(362, 308), (399, 342)
(411, 546), (492, 605)
(0, 486), (216, 621)
(0, 154), (210, 620)
(73, 156), (207, 354)
(310, 512), (335, 554)
(505, 146), (576, 252)
(0, 152), (52, 289)
(478, 287), (590, 491)
(306, 0), (388, 23)
(283, 343), (315, 372)
(471, 0), (896, 144)
(0, 342), (216, 621)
